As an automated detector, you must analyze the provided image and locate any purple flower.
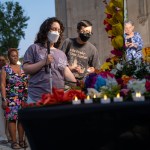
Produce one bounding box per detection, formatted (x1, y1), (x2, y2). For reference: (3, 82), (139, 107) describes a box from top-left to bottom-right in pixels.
(85, 73), (97, 88)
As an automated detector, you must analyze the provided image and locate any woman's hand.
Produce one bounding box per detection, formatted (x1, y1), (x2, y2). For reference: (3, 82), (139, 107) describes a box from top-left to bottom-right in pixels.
(46, 54), (54, 65)
(2, 101), (7, 110)
(128, 43), (137, 48)
(125, 42), (131, 47)
(126, 42), (137, 48)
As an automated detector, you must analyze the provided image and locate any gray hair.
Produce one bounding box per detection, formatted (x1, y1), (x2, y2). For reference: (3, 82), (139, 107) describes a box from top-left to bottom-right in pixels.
(124, 20), (134, 26)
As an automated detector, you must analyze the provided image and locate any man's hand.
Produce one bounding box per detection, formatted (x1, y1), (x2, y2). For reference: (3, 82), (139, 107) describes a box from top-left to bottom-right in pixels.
(87, 67), (95, 73)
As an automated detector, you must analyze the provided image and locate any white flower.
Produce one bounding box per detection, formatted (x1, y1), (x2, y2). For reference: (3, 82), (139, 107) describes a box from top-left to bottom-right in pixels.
(127, 79), (146, 94)
(87, 88), (101, 98)
(105, 76), (118, 88)
(116, 63), (123, 71)
(110, 69), (118, 75)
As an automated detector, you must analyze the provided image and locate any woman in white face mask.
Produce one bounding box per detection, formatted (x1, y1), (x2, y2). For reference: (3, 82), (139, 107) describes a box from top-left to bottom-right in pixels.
(23, 17), (77, 104)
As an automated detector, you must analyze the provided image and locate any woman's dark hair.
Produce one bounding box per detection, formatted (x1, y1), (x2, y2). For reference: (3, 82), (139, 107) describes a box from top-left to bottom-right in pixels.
(8, 48), (18, 59)
(34, 17), (64, 48)
(77, 20), (92, 30)
(0, 55), (6, 67)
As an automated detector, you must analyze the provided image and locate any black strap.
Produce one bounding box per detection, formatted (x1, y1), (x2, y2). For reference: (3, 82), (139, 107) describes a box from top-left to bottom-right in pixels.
(65, 39), (72, 57)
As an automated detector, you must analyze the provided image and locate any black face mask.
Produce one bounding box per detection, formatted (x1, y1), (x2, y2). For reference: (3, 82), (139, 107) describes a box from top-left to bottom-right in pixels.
(79, 33), (91, 42)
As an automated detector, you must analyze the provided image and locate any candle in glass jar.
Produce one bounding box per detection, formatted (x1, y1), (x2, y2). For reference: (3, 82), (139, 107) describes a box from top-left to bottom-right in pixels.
(114, 93), (123, 102)
(101, 95), (110, 104)
(84, 95), (93, 104)
(72, 96), (81, 105)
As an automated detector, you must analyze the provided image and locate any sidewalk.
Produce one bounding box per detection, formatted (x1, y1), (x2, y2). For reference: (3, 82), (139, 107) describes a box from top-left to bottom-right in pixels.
(0, 142), (31, 150)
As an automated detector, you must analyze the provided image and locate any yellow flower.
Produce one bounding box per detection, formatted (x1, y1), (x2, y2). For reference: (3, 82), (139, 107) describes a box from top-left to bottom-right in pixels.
(114, 10), (123, 23)
(105, 17), (118, 26)
(105, 1), (115, 14)
(100, 62), (112, 71)
(122, 75), (133, 85)
(111, 35), (123, 49)
(112, 0), (123, 9)
(112, 22), (123, 36)
(110, 56), (119, 65)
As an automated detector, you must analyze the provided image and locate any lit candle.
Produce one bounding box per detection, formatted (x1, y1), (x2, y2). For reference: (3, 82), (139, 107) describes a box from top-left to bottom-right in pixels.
(93, 94), (96, 99)
(93, 94), (100, 103)
(101, 95), (110, 104)
(113, 93), (123, 102)
(132, 92), (145, 101)
(72, 96), (81, 105)
(84, 95), (93, 104)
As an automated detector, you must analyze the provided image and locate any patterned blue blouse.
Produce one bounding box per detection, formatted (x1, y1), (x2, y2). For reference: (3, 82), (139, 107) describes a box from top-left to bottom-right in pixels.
(124, 32), (143, 61)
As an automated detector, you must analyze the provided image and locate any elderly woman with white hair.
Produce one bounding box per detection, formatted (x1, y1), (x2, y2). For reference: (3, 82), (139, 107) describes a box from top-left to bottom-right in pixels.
(124, 20), (144, 61)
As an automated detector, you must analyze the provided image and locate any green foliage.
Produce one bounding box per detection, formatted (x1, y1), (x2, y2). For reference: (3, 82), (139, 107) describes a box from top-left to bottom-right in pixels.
(114, 57), (150, 80)
(0, 1), (30, 55)
(100, 85), (121, 99)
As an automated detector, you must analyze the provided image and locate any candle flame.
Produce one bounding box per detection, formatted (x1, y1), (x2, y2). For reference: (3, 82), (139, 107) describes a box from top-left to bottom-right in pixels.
(117, 93), (120, 98)
(93, 94), (96, 98)
(74, 96), (78, 101)
(136, 92), (141, 98)
(104, 95), (107, 100)
(87, 95), (90, 100)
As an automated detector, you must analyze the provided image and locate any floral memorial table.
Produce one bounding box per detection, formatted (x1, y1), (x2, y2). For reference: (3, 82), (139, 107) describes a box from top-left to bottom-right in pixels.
(19, 0), (150, 149)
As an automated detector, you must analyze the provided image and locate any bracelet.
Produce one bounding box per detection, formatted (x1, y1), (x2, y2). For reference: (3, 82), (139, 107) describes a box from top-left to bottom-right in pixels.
(2, 97), (7, 102)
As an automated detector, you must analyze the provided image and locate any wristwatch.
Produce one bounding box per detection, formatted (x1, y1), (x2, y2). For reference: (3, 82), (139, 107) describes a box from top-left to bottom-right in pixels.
(2, 97), (7, 102)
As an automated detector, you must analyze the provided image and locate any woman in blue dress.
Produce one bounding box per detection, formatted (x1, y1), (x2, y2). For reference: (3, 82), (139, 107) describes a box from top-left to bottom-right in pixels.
(124, 20), (144, 61)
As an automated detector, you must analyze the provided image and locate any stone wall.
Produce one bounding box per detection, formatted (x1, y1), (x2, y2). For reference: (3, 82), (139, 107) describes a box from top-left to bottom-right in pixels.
(55, 0), (113, 65)
(55, 0), (150, 64)
(126, 0), (150, 47)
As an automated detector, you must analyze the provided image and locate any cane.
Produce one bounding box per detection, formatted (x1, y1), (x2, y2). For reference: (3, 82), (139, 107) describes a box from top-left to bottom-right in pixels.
(47, 41), (52, 94)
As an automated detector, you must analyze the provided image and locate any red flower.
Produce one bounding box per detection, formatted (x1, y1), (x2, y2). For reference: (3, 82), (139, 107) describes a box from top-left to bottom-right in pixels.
(25, 88), (86, 107)
(111, 49), (123, 57)
(103, 19), (108, 25)
(63, 90), (86, 102)
(107, 14), (112, 19)
(98, 71), (114, 78)
(5, 107), (11, 113)
(105, 24), (112, 32)
(145, 80), (150, 92)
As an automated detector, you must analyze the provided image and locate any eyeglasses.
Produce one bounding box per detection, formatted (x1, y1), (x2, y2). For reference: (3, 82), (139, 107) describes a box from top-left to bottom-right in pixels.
(50, 27), (61, 33)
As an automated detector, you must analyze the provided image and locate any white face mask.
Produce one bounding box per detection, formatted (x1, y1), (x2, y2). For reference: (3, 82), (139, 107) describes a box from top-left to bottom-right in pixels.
(47, 31), (60, 43)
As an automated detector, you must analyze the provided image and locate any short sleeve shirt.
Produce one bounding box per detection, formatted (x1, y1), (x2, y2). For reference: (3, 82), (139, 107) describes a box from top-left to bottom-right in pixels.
(23, 43), (68, 102)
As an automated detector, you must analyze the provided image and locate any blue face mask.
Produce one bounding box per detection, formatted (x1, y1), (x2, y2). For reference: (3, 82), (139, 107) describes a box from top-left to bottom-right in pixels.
(79, 33), (91, 42)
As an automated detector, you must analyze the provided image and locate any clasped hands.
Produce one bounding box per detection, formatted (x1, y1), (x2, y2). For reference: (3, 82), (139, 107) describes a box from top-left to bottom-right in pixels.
(125, 42), (137, 48)
(69, 65), (95, 74)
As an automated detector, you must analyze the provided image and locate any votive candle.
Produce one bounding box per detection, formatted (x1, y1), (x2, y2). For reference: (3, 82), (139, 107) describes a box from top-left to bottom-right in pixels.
(84, 95), (93, 104)
(101, 95), (111, 104)
(72, 96), (81, 105)
(114, 93), (123, 102)
(132, 92), (145, 101)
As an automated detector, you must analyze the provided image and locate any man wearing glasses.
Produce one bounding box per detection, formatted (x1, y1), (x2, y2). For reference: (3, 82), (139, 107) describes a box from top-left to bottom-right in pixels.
(61, 20), (100, 80)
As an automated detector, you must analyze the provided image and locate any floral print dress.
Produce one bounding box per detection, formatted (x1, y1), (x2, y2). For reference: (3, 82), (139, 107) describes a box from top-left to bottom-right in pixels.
(124, 32), (144, 61)
(4, 65), (28, 121)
